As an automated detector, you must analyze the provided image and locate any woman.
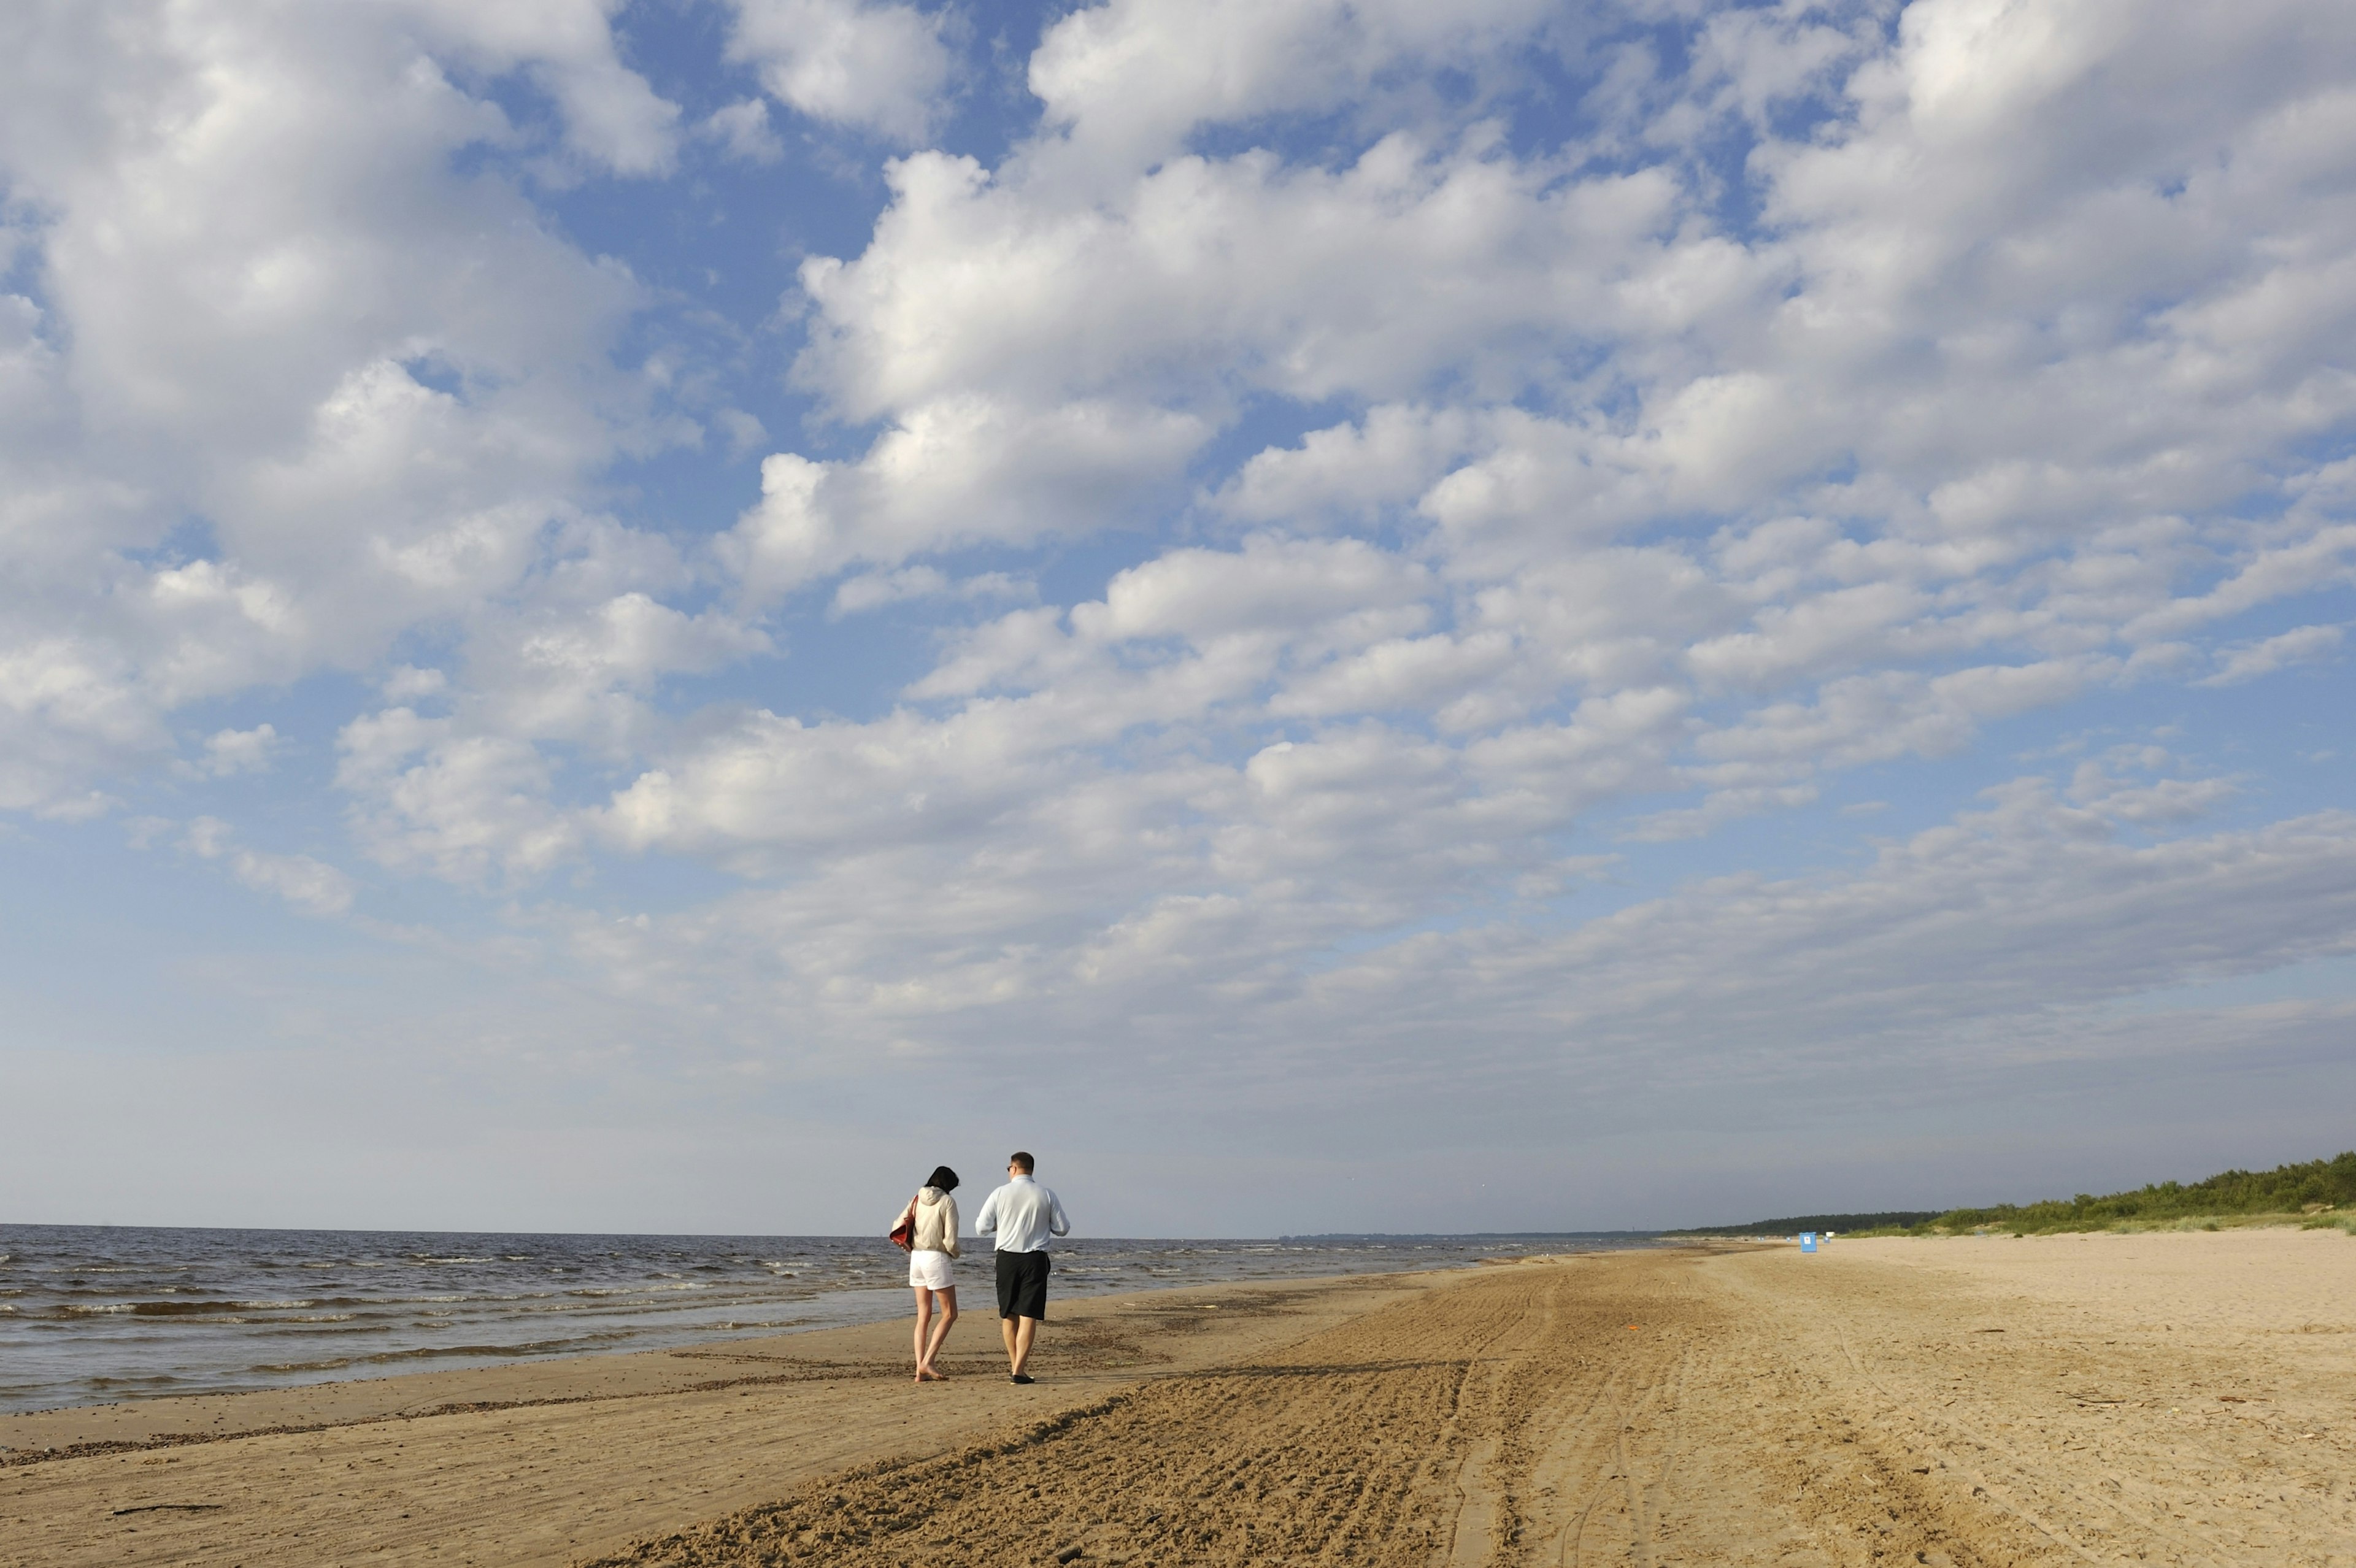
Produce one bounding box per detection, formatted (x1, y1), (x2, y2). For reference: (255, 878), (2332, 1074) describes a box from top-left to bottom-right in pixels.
(896, 1166), (961, 1382)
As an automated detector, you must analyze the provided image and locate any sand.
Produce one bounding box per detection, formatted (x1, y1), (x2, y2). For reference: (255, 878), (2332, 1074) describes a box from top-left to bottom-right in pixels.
(4, 1230), (2352, 1566)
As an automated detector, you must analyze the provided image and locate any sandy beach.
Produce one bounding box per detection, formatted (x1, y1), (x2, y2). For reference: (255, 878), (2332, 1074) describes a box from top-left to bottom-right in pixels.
(4, 1229), (2352, 1566)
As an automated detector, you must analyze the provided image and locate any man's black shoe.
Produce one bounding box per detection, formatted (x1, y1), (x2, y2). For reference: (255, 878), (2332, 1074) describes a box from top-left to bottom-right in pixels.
(1010, 1373), (1035, 1384)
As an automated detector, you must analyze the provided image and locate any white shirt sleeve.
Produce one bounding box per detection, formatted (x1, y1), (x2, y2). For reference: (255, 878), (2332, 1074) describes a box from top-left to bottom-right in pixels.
(1050, 1190), (1071, 1237)
(974, 1189), (1000, 1237)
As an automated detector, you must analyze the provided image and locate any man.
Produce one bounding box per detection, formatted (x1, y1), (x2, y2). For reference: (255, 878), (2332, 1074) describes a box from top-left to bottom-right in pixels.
(971, 1150), (1072, 1383)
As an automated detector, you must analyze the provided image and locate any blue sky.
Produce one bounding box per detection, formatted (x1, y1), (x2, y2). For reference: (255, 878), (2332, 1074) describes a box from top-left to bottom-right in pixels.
(4, 0), (2354, 1236)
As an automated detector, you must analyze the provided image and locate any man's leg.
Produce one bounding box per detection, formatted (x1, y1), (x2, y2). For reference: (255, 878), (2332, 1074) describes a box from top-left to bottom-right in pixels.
(1009, 1315), (1039, 1377)
(1000, 1312), (1020, 1370)
(994, 1247), (1022, 1373)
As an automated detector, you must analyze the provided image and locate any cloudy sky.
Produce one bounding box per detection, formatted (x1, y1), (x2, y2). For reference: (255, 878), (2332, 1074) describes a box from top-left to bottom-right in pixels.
(5, 0), (2353, 1237)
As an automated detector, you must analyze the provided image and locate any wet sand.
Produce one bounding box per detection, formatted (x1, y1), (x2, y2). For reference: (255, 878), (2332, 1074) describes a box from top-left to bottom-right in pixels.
(5, 1231), (2352, 1566)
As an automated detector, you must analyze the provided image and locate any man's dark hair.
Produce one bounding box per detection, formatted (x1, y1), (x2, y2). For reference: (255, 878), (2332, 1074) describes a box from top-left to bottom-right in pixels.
(1009, 1151), (1035, 1174)
(926, 1165), (959, 1192)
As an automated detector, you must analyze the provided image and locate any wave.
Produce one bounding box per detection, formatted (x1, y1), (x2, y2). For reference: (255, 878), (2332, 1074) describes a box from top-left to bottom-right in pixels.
(62, 1298), (319, 1317)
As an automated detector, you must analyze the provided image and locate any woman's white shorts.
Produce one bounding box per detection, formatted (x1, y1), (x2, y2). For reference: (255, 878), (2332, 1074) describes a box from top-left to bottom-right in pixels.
(908, 1250), (955, 1291)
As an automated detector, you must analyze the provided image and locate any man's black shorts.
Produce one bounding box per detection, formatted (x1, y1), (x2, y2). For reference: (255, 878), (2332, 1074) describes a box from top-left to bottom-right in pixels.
(995, 1248), (1050, 1320)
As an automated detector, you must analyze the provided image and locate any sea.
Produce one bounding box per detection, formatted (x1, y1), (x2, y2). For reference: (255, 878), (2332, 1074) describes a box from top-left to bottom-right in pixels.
(0, 1224), (1660, 1416)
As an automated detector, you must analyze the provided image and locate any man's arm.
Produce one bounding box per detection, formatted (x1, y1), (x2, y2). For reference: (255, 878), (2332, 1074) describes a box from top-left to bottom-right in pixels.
(1049, 1191), (1071, 1237)
(974, 1189), (1000, 1236)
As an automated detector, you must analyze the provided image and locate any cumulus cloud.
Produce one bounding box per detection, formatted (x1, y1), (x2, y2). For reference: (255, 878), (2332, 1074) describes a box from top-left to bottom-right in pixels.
(718, 398), (1206, 596)
(7, 0), (2356, 1224)
(698, 98), (785, 164)
(180, 724), (281, 778)
(0, 0), (694, 816)
(1026, 0), (1558, 172)
(401, 0), (683, 174)
(184, 815), (355, 917)
(725, 0), (951, 144)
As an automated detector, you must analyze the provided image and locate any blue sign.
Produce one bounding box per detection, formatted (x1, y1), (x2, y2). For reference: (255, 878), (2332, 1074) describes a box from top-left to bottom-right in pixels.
(1800, 1231), (1817, 1252)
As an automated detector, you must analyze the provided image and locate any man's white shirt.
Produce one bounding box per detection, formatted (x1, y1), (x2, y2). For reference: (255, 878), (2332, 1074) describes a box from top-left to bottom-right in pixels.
(974, 1175), (1071, 1253)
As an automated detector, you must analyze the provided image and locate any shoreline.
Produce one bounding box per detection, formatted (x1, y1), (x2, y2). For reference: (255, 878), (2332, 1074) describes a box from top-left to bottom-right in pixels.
(0, 1263), (1475, 1567)
(4, 1231), (2350, 1567)
(0, 1226), (1657, 1418)
(0, 1262), (1501, 1459)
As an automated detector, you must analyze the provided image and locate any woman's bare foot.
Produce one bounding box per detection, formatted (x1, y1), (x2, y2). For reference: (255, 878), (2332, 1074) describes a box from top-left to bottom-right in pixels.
(918, 1367), (947, 1382)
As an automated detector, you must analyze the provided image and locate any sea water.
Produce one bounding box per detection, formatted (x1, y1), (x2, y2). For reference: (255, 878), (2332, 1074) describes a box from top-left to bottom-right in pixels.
(0, 1224), (1658, 1415)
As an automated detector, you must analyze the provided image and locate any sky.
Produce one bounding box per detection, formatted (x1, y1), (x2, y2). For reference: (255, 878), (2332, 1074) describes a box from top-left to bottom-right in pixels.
(3, 0), (2354, 1238)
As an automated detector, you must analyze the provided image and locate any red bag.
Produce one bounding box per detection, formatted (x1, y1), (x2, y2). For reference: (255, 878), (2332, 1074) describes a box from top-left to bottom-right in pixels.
(889, 1197), (917, 1252)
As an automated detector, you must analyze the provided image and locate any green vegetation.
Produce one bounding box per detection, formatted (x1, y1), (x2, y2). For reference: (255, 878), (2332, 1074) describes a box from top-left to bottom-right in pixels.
(1664, 1212), (1941, 1238)
(1671, 1153), (2356, 1240)
(1890, 1151), (2356, 1237)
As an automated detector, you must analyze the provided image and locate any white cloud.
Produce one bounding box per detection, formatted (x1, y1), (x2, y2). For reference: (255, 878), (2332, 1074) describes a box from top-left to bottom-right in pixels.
(382, 666), (450, 704)
(8, 0), (2356, 1226)
(719, 399), (1207, 596)
(183, 723), (282, 778)
(2200, 623), (2344, 686)
(548, 766), (2356, 1141)
(831, 566), (1032, 617)
(2065, 755), (2237, 824)
(0, 0), (689, 817)
(725, 0), (951, 144)
(698, 97), (784, 164)
(185, 815), (355, 917)
(1027, 0), (1557, 172)
(399, 0), (683, 174)
(336, 711), (579, 883)
(1295, 785), (2356, 1093)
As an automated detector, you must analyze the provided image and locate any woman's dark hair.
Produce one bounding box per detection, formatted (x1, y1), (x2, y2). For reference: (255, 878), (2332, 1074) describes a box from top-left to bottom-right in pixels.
(926, 1165), (959, 1193)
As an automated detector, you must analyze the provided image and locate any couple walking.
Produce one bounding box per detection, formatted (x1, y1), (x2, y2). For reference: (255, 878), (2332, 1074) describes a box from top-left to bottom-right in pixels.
(893, 1151), (1071, 1384)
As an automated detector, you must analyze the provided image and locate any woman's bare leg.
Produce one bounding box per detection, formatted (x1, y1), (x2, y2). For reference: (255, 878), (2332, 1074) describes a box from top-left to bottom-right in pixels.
(920, 1285), (958, 1377)
(911, 1288), (934, 1381)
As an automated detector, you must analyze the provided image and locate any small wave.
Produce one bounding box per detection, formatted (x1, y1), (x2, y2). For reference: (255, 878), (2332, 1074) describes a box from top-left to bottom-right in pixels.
(332, 1334), (634, 1367)
(253, 1355), (366, 1374)
(412, 1256), (495, 1265)
(65, 1298), (318, 1317)
(85, 1374), (185, 1389)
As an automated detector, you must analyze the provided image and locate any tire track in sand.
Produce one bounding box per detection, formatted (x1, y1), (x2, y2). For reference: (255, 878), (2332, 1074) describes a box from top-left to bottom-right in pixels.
(582, 1253), (1783, 1568)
